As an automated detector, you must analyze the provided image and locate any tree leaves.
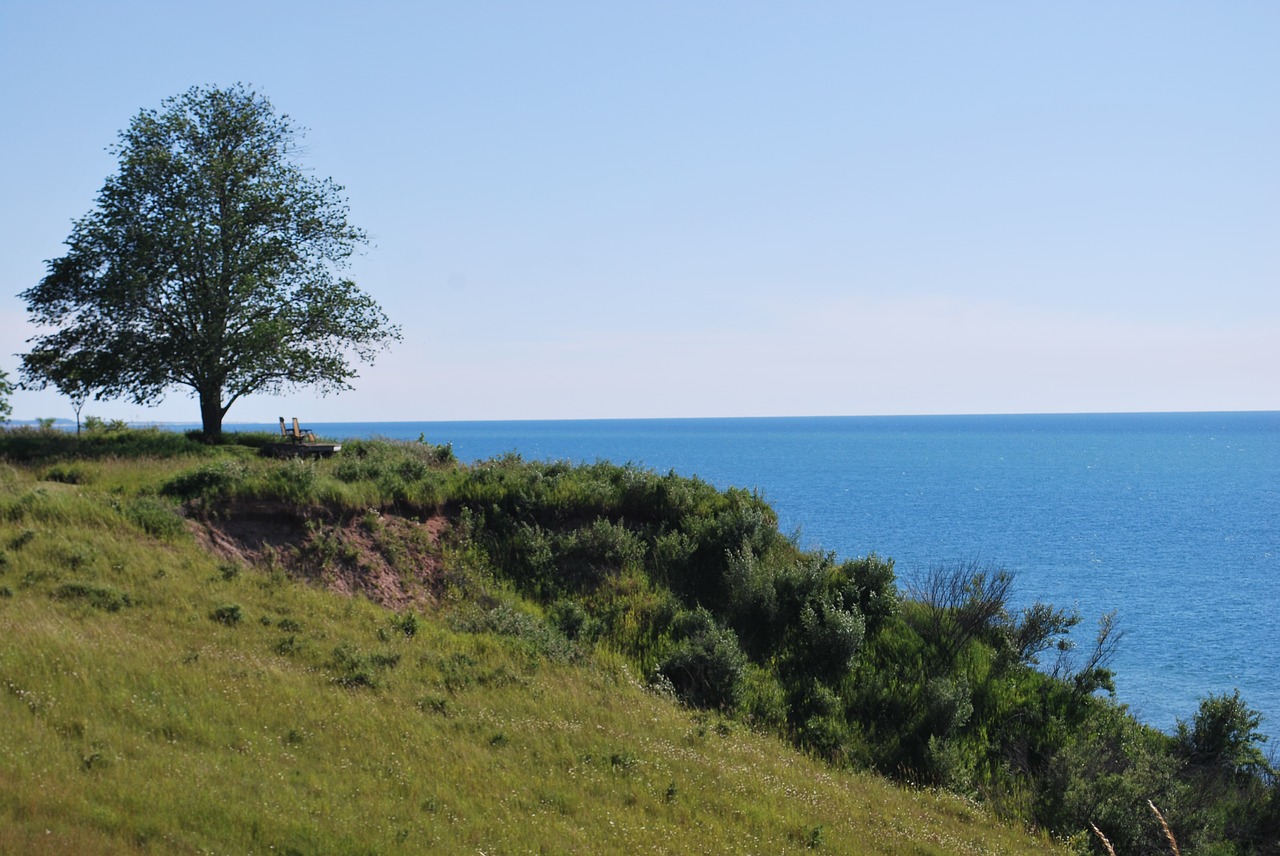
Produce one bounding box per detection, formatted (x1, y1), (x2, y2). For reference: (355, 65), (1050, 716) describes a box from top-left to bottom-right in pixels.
(21, 84), (400, 438)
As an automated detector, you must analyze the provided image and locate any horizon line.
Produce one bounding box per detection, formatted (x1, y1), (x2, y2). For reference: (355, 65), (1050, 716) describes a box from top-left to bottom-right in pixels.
(14, 408), (1279, 428)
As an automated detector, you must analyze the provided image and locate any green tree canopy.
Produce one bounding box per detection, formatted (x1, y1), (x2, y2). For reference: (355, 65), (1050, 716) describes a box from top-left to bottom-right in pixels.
(20, 84), (399, 439)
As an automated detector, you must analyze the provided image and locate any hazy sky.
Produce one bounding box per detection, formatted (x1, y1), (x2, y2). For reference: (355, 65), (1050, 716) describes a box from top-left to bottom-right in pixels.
(2, 1), (1276, 423)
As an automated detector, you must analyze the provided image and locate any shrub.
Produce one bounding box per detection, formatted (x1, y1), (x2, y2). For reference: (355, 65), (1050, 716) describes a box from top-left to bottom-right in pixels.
(840, 554), (898, 638)
(330, 643), (400, 689)
(265, 457), (319, 503)
(8, 529), (36, 550)
(43, 464), (94, 485)
(3, 425), (208, 461)
(453, 602), (575, 662)
(392, 611), (420, 638)
(210, 603), (243, 625)
(784, 597), (865, 685)
(219, 430), (279, 449)
(417, 437), (456, 465)
(549, 599), (600, 642)
(161, 460), (246, 500)
(1176, 690), (1270, 777)
(658, 608), (748, 711)
(550, 518), (646, 590)
(53, 582), (132, 612)
(125, 495), (187, 539)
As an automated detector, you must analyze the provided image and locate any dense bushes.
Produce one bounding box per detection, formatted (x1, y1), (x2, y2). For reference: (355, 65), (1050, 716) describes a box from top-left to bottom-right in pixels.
(1, 423), (211, 461)
(30, 431), (1274, 852)
(441, 454), (1277, 855)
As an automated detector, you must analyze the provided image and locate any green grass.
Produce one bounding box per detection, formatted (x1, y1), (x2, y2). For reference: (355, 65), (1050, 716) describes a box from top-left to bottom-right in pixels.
(0, 440), (1063, 854)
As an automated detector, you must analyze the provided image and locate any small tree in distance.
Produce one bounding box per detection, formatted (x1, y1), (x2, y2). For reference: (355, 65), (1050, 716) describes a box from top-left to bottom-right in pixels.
(0, 366), (13, 423)
(20, 84), (400, 440)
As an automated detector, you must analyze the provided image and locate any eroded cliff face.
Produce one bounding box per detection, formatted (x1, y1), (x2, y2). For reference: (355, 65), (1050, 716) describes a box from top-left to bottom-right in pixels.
(191, 500), (450, 611)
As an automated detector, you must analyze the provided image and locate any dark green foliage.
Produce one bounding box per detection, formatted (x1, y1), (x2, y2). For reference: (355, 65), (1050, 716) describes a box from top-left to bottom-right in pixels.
(53, 582), (132, 612)
(906, 562), (1015, 670)
(265, 458), (318, 504)
(83, 416), (128, 433)
(392, 611), (420, 638)
(1177, 691), (1268, 772)
(330, 439), (450, 507)
(19, 85), (399, 439)
(72, 443), (1264, 853)
(799, 824), (824, 850)
(161, 460), (246, 500)
(0, 366), (12, 423)
(1, 424), (210, 463)
(8, 529), (36, 549)
(1008, 601), (1079, 667)
(448, 455), (881, 732)
(274, 635), (303, 656)
(214, 431), (280, 449)
(721, 548), (871, 689)
(210, 603), (243, 625)
(658, 608), (748, 711)
(329, 643), (401, 689)
(43, 464), (94, 485)
(548, 598), (600, 642)
(452, 602), (575, 663)
(840, 554), (899, 637)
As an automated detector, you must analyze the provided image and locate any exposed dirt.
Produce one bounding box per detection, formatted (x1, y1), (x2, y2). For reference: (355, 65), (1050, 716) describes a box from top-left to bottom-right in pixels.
(190, 500), (450, 611)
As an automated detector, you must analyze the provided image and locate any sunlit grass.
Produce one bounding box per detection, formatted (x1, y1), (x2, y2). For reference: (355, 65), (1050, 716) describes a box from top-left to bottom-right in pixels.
(0, 442), (1063, 854)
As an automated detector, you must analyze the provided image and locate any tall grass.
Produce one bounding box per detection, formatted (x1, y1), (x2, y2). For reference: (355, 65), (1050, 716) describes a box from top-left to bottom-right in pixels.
(0, 436), (1061, 854)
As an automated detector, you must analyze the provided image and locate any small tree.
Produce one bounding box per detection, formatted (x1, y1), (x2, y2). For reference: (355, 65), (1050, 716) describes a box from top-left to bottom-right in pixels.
(20, 84), (400, 440)
(1176, 690), (1270, 778)
(0, 366), (13, 423)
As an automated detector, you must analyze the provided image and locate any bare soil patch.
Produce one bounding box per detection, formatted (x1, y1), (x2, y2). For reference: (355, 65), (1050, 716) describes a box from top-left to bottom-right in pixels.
(191, 501), (449, 610)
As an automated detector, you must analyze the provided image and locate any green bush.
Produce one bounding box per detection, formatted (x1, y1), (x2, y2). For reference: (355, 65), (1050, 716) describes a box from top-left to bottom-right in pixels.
(329, 643), (400, 689)
(220, 430), (280, 449)
(124, 495), (187, 539)
(52, 582), (132, 612)
(265, 457), (319, 503)
(452, 602), (575, 663)
(2, 425), (211, 462)
(549, 598), (600, 642)
(658, 608), (748, 711)
(43, 463), (94, 485)
(392, 611), (420, 638)
(161, 460), (247, 500)
(1176, 690), (1271, 777)
(210, 603), (243, 625)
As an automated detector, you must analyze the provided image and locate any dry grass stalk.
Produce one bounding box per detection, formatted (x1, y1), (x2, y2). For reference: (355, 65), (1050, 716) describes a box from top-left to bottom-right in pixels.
(1089, 822), (1117, 856)
(1147, 799), (1181, 856)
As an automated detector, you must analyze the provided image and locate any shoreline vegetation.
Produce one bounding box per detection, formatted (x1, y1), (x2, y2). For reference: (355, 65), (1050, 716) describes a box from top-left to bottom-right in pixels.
(1, 424), (1275, 854)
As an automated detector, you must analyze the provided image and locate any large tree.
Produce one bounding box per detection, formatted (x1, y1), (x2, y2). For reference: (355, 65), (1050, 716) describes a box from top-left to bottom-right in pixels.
(20, 85), (399, 439)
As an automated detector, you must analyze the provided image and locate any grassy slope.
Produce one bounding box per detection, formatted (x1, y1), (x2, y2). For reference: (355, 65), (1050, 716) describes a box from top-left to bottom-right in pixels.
(0, 451), (1062, 854)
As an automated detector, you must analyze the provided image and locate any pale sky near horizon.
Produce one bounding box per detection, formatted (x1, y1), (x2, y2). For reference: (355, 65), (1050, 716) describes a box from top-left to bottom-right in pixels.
(2, 1), (1276, 424)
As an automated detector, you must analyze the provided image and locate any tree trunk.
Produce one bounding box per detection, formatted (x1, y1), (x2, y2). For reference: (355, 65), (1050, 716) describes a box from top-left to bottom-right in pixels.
(199, 389), (224, 443)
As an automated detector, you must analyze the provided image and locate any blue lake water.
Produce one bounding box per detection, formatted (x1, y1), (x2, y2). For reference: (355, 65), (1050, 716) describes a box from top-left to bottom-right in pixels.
(226, 412), (1280, 740)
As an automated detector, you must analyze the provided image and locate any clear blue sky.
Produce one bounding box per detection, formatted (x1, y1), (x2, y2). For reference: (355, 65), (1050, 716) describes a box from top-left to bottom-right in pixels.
(2, 1), (1276, 423)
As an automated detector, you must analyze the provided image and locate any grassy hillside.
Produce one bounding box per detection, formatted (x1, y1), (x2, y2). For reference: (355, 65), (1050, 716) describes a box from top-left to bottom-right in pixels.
(0, 429), (1060, 855)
